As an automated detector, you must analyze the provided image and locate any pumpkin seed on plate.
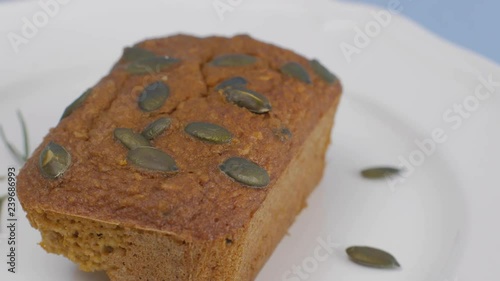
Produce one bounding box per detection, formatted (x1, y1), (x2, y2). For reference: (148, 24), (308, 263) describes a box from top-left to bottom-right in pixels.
(142, 117), (172, 140)
(127, 146), (178, 172)
(126, 56), (180, 75)
(138, 81), (170, 112)
(346, 246), (401, 269)
(114, 128), (151, 150)
(219, 157), (270, 188)
(39, 142), (71, 179)
(210, 54), (257, 67)
(185, 122), (232, 144)
(361, 167), (400, 179)
(310, 59), (338, 84)
(280, 62), (311, 84)
(122, 46), (156, 62)
(223, 87), (271, 114)
(215, 77), (248, 92)
(60, 88), (92, 120)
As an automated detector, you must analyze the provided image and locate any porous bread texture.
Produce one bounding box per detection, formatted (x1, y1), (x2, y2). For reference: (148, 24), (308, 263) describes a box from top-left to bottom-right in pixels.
(17, 34), (342, 280)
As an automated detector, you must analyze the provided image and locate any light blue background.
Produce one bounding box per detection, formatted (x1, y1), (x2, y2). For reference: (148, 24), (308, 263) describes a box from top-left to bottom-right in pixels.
(345, 0), (499, 64)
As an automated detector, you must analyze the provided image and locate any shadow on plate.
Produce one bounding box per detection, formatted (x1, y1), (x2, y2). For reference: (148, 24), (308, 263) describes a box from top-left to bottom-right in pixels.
(73, 268), (109, 281)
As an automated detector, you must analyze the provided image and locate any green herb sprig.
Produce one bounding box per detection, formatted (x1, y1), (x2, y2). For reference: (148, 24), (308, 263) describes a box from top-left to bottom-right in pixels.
(0, 110), (30, 165)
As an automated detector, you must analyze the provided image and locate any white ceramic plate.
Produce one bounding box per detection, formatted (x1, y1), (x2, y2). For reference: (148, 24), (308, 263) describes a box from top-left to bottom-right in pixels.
(0, 1), (499, 280)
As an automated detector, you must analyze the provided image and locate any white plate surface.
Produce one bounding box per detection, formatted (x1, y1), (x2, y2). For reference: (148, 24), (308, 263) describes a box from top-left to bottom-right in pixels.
(0, 1), (499, 281)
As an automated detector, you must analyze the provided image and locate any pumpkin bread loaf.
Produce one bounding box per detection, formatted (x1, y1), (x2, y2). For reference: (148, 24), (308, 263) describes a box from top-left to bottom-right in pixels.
(17, 34), (342, 281)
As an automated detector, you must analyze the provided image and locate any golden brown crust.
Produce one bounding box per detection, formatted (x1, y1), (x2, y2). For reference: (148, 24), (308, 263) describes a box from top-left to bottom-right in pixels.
(17, 34), (341, 242)
(24, 102), (338, 281)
